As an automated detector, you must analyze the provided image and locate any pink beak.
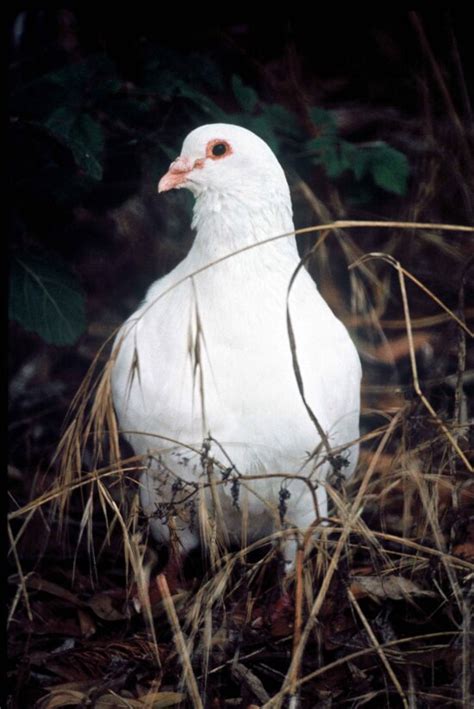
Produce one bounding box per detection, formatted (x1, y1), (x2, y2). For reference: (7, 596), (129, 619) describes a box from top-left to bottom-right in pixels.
(158, 156), (193, 193)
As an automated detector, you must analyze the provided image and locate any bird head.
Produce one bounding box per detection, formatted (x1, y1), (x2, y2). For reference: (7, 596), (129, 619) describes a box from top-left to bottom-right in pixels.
(158, 124), (289, 203)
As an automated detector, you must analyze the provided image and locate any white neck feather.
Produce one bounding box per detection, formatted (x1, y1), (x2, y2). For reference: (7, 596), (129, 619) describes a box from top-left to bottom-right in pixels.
(187, 186), (299, 266)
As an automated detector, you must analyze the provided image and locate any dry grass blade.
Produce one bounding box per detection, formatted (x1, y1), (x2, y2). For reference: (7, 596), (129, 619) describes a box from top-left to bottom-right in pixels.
(347, 587), (409, 708)
(7, 522), (33, 624)
(156, 574), (203, 709)
(461, 586), (473, 708)
(8, 462), (144, 522)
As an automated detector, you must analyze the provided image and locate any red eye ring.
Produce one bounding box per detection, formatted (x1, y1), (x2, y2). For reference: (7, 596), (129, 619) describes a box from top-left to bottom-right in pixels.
(206, 139), (232, 160)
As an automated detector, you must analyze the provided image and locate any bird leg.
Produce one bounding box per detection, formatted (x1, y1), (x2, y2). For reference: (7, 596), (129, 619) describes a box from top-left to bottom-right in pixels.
(162, 543), (187, 594)
(160, 516), (189, 593)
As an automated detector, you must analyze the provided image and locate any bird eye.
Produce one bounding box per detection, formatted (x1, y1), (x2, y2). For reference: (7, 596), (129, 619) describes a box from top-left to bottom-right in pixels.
(206, 139), (232, 161)
(211, 142), (228, 157)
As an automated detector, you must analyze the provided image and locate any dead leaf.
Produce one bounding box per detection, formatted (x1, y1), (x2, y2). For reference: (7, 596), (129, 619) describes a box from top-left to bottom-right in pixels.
(36, 683), (98, 708)
(452, 542), (474, 562)
(95, 691), (184, 708)
(87, 591), (130, 621)
(350, 575), (436, 601)
(77, 608), (96, 638)
(322, 610), (358, 651)
(20, 572), (83, 606)
(27, 600), (83, 637)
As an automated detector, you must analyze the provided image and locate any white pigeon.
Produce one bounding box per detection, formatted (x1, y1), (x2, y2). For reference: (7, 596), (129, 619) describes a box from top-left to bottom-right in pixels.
(111, 123), (361, 572)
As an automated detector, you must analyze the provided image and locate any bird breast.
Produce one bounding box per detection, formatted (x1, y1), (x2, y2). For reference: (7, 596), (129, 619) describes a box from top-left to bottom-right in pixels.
(112, 243), (359, 481)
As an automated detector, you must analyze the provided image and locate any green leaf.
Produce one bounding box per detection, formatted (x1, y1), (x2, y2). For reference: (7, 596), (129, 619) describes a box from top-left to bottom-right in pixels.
(9, 254), (86, 345)
(304, 135), (335, 154)
(309, 138), (349, 178)
(44, 105), (77, 137)
(304, 130), (409, 195)
(324, 144), (347, 178)
(231, 75), (259, 113)
(349, 147), (371, 181)
(368, 144), (409, 195)
(308, 107), (337, 135)
(46, 60), (93, 94)
(262, 103), (303, 139)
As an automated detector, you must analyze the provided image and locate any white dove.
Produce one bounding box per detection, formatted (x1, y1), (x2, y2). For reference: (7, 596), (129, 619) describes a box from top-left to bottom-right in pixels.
(111, 123), (361, 575)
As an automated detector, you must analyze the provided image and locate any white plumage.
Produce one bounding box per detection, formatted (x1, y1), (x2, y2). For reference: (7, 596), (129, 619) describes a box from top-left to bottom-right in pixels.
(111, 123), (361, 568)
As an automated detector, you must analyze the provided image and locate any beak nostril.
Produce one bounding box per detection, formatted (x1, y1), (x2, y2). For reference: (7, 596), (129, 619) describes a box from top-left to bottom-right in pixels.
(169, 156), (193, 174)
